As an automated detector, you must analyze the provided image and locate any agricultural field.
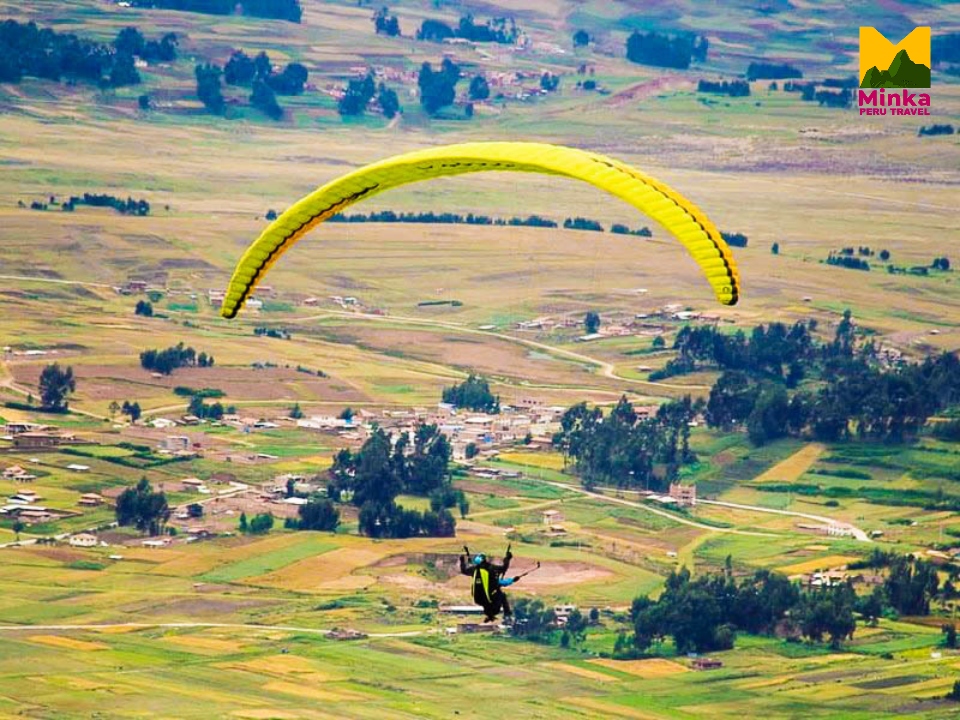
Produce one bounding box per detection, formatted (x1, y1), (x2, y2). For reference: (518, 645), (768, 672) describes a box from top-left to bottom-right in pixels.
(1, 0), (959, 717)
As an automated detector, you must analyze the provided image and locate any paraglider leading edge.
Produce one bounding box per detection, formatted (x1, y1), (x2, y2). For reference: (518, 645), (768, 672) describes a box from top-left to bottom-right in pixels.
(220, 141), (741, 318)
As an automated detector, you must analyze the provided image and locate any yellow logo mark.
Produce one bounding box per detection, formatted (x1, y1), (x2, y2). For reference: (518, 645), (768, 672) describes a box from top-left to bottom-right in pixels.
(860, 27), (931, 88)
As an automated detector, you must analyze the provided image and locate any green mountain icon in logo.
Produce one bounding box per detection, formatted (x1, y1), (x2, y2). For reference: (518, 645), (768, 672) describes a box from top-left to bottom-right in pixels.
(861, 49), (930, 88)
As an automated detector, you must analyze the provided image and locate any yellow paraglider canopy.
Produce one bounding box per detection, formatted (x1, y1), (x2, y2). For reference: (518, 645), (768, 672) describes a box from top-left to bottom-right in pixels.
(220, 142), (741, 318)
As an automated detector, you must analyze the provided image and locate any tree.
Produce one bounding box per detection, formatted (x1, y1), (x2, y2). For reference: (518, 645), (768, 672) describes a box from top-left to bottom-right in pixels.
(418, 58), (459, 115)
(566, 608), (588, 645)
(746, 385), (790, 445)
(267, 63), (308, 95)
(195, 63), (225, 115)
(584, 311), (600, 334)
(338, 72), (376, 116)
(540, 72), (560, 92)
(573, 29), (590, 47)
(289, 403), (304, 419)
(943, 623), (957, 648)
(771, 242), (779, 255)
(108, 400), (121, 419)
(121, 400), (142, 423)
(442, 375), (499, 413)
(373, 7), (400, 36)
(39, 363), (75, 411)
(138, 94), (151, 110)
(858, 586), (884, 626)
(238, 511), (248, 532)
(224, 50), (256, 86)
(115, 27), (145, 57)
(465, 442), (478, 459)
(12, 519), (24, 541)
(469, 75), (490, 101)
(879, 249), (890, 261)
(378, 84), (400, 118)
(652, 335), (666, 350)
(948, 680), (960, 701)
(115, 477), (169, 536)
(339, 407), (354, 422)
(248, 513), (274, 534)
(251, 79), (284, 120)
(110, 52), (141, 87)
(297, 499), (340, 531)
(135, 300), (153, 316)
(187, 503), (203, 518)
(253, 51), (272, 80)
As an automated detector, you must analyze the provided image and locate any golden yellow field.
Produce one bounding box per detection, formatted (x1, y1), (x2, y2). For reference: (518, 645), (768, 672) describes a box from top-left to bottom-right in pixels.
(590, 657), (690, 678)
(544, 661), (619, 683)
(753, 443), (825, 483)
(498, 451), (567, 471)
(163, 634), (246, 654)
(27, 636), (108, 652)
(778, 555), (862, 575)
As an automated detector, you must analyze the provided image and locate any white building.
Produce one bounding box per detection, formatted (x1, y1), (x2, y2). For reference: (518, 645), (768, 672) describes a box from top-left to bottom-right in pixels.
(69, 533), (98, 548)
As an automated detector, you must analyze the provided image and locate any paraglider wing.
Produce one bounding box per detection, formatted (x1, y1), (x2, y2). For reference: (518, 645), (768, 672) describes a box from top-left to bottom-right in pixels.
(220, 142), (740, 318)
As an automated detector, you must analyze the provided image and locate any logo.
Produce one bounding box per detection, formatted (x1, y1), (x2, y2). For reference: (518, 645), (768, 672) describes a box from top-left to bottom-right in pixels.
(859, 27), (931, 115)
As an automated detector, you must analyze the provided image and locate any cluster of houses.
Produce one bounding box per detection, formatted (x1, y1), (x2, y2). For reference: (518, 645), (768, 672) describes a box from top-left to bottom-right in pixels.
(515, 305), (726, 343)
(291, 399), (565, 461)
(1, 422), (91, 451)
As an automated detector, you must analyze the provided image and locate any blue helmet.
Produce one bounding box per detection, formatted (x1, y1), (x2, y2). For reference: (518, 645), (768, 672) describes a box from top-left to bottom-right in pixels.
(473, 553), (486, 566)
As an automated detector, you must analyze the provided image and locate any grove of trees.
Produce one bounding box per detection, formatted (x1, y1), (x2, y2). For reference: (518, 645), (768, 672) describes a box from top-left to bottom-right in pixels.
(130, 0), (302, 23)
(442, 374), (499, 413)
(140, 343), (213, 374)
(626, 31), (708, 70)
(115, 477), (170, 536)
(327, 424), (457, 538)
(552, 396), (702, 492)
(0, 21), (175, 87)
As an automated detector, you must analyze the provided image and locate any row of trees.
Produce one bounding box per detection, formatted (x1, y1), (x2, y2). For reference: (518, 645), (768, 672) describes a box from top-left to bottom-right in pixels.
(416, 15), (518, 44)
(747, 62), (803, 80)
(698, 79), (750, 97)
(238, 511), (274, 534)
(285, 498), (340, 531)
(0, 20), (173, 87)
(114, 27), (178, 63)
(919, 123), (955, 137)
(62, 193), (150, 216)
(552, 396), (701, 492)
(630, 565), (853, 653)
(130, 0), (302, 22)
(223, 50), (307, 95)
(327, 424), (458, 538)
(628, 555), (941, 655)
(140, 342), (213, 375)
(328, 210), (559, 228)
